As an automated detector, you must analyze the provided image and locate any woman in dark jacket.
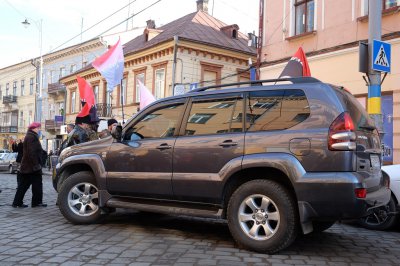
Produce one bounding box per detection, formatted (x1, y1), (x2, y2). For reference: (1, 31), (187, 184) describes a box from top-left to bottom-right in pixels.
(16, 139), (23, 163)
(12, 122), (47, 208)
(15, 139), (24, 188)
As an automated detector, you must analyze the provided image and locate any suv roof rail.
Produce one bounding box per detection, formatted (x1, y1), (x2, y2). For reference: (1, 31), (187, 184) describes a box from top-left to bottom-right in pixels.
(189, 77), (321, 93)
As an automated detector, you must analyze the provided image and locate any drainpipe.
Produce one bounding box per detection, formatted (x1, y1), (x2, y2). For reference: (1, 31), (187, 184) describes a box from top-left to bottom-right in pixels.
(171, 35), (179, 95)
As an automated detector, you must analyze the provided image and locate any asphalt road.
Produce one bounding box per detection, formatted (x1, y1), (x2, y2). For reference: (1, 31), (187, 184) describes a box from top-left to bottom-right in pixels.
(0, 171), (399, 265)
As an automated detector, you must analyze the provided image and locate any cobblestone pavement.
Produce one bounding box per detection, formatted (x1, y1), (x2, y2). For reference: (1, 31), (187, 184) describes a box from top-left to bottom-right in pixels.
(0, 171), (400, 266)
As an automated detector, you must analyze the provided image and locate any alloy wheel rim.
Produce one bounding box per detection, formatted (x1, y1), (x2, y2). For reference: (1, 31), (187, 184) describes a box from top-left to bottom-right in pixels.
(238, 194), (280, 240)
(364, 205), (390, 226)
(67, 182), (99, 216)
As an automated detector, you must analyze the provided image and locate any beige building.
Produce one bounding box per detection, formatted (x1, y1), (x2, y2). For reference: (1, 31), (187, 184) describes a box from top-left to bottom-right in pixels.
(0, 39), (106, 151)
(260, 0), (400, 164)
(60, 3), (256, 126)
(0, 60), (37, 149)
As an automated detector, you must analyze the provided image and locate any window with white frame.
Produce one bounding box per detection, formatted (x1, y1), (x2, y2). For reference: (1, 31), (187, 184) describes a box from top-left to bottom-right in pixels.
(70, 64), (77, 74)
(294, 0), (315, 36)
(59, 67), (66, 78)
(28, 110), (32, 126)
(385, 0), (399, 9)
(19, 111), (24, 127)
(0, 85), (2, 99)
(50, 70), (56, 83)
(30, 78), (34, 95)
(120, 78), (127, 106)
(13, 81), (17, 96)
(20, 79), (25, 96)
(362, 0), (399, 16)
(155, 68), (165, 99)
(71, 91), (76, 113)
(6, 83), (9, 96)
(56, 102), (64, 116)
(135, 72), (145, 102)
(93, 85), (99, 104)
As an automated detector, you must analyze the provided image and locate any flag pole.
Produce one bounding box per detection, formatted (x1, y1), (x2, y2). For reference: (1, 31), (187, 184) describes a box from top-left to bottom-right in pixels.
(120, 79), (125, 124)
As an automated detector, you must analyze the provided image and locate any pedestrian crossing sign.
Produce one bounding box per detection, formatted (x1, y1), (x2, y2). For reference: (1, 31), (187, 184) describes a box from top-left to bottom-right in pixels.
(372, 40), (391, 73)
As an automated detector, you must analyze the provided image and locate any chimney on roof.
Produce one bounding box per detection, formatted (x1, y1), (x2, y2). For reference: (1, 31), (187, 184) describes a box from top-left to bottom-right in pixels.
(196, 0), (209, 13)
(146, 19), (156, 29)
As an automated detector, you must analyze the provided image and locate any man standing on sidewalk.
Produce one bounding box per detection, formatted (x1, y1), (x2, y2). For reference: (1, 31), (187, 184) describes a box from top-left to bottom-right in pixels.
(12, 122), (47, 208)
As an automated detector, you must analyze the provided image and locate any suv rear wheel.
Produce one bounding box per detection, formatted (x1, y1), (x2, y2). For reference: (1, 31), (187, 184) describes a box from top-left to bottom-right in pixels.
(58, 171), (102, 224)
(227, 179), (298, 253)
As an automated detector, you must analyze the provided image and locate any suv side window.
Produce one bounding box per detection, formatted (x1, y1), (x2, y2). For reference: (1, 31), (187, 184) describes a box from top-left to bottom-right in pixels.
(246, 89), (309, 131)
(184, 97), (243, 136)
(124, 103), (184, 140)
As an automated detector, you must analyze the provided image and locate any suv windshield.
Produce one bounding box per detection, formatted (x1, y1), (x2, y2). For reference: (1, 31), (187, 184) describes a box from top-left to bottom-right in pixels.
(334, 87), (375, 131)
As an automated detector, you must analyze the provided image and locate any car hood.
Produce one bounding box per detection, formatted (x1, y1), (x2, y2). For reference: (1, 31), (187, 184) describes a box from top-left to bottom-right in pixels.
(59, 136), (113, 162)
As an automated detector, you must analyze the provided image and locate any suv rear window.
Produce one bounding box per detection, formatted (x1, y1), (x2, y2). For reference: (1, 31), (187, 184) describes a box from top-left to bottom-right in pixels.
(334, 88), (375, 131)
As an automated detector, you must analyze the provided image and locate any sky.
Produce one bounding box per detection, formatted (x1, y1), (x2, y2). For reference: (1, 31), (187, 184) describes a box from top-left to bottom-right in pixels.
(0, 0), (259, 69)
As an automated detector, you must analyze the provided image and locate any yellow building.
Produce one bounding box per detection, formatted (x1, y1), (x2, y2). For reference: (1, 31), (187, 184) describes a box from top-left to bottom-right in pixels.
(0, 60), (37, 149)
(0, 39), (106, 151)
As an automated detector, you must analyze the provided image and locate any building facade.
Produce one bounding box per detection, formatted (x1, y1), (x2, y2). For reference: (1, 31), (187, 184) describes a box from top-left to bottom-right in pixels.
(260, 0), (400, 164)
(0, 39), (106, 151)
(60, 6), (256, 127)
(0, 60), (37, 150)
(41, 39), (106, 152)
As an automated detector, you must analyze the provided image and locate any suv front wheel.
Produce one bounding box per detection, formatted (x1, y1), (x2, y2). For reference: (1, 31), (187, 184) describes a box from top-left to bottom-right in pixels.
(227, 179), (298, 253)
(58, 171), (102, 224)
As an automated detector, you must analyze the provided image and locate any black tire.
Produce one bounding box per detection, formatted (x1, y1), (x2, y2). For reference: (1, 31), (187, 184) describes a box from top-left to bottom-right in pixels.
(58, 171), (103, 224)
(359, 194), (398, 231)
(227, 179), (298, 253)
(311, 221), (336, 233)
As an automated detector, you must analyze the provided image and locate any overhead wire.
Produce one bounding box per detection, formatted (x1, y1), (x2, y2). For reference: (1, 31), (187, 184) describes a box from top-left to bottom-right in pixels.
(49, 0), (139, 53)
(1, 0), (162, 87)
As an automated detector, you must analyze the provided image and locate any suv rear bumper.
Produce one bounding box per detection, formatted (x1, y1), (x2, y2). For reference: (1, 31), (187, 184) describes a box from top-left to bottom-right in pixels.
(296, 172), (391, 222)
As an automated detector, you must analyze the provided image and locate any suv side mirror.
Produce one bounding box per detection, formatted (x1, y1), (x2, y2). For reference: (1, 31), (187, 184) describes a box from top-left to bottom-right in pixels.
(111, 124), (123, 142)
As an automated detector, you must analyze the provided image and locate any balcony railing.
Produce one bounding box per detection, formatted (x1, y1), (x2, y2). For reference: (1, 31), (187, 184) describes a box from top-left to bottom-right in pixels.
(0, 126), (18, 133)
(45, 116), (64, 131)
(96, 103), (112, 118)
(48, 82), (66, 94)
(2, 95), (17, 104)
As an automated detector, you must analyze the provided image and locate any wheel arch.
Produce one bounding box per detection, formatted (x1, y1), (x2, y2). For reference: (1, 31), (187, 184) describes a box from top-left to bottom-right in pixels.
(56, 154), (106, 192)
(221, 167), (298, 219)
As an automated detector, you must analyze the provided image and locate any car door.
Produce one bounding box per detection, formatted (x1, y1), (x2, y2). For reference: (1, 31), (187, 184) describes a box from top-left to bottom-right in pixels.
(105, 98), (187, 199)
(172, 93), (245, 203)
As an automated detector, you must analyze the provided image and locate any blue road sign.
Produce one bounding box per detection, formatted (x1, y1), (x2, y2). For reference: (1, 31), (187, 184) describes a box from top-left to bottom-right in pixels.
(372, 40), (391, 73)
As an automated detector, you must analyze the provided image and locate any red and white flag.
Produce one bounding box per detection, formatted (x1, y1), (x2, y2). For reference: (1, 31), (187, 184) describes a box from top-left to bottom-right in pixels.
(138, 80), (156, 110)
(92, 38), (124, 93)
(279, 47), (311, 78)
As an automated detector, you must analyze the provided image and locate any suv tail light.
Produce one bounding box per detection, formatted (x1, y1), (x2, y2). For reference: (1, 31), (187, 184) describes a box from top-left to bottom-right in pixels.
(328, 112), (356, 151)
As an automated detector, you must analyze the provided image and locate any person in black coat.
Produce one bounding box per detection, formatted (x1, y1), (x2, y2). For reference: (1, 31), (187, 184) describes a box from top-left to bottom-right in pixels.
(15, 139), (24, 188)
(11, 140), (18, 152)
(12, 122), (47, 208)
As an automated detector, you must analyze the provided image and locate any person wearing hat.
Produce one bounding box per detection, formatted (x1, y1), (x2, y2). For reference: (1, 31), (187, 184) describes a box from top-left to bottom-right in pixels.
(57, 124), (75, 155)
(99, 118), (118, 139)
(12, 122), (47, 208)
(66, 115), (90, 147)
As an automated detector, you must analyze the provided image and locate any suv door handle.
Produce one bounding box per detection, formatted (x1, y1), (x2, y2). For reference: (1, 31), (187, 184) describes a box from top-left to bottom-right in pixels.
(156, 143), (172, 150)
(219, 140), (238, 147)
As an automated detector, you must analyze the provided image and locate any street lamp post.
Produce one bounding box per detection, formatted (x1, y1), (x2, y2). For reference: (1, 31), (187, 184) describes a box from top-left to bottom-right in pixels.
(22, 18), (43, 121)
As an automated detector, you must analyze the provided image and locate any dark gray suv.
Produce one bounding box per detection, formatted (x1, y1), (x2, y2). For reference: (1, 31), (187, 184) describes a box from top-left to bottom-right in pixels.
(54, 77), (390, 253)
